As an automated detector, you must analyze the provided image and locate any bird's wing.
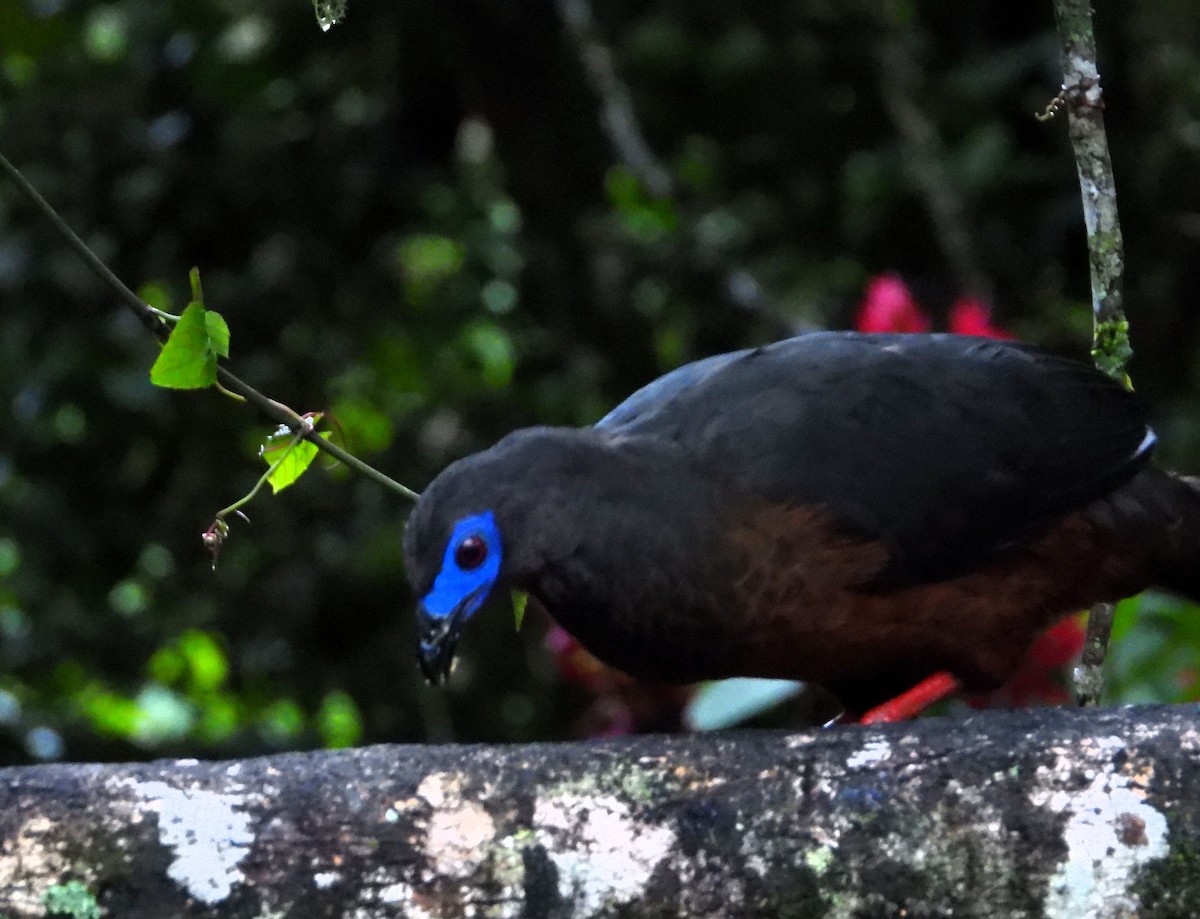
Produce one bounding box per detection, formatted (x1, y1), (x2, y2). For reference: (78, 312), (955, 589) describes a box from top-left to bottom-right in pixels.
(594, 349), (752, 430)
(597, 332), (1154, 582)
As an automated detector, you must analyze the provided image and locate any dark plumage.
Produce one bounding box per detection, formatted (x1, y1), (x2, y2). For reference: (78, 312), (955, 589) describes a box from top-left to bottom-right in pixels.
(403, 332), (1200, 715)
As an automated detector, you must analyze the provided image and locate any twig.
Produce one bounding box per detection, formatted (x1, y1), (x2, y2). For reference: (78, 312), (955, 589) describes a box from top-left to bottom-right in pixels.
(0, 153), (170, 341)
(554, 0), (795, 334)
(555, 0), (673, 199)
(877, 37), (992, 303)
(0, 151), (418, 503)
(1045, 0), (1129, 706)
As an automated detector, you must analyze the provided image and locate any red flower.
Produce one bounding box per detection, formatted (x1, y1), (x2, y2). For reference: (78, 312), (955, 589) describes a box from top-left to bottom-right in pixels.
(970, 616), (1086, 709)
(855, 275), (932, 334)
(856, 275), (1015, 341)
(948, 296), (1015, 340)
(1026, 615), (1087, 670)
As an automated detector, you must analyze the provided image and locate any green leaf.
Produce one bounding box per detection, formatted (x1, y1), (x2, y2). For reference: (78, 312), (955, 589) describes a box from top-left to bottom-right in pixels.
(260, 427), (332, 493)
(150, 302), (224, 389)
(205, 310), (230, 358)
(512, 589), (529, 631)
(188, 266), (205, 304)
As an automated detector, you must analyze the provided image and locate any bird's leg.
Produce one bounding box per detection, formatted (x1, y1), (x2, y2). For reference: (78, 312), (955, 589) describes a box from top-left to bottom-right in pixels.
(857, 671), (962, 724)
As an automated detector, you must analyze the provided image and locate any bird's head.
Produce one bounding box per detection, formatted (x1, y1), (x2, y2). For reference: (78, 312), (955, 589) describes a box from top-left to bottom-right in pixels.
(403, 428), (591, 684)
(406, 505), (503, 684)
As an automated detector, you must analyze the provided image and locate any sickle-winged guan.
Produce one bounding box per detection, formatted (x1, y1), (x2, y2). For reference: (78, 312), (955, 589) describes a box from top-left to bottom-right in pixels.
(403, 332), (1200, 718)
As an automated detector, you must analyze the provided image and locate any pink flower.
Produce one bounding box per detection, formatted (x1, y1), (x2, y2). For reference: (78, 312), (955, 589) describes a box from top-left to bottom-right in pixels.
(545, 625), (689, 736)
(855, 275), (932, 334)
(947, 296), (1015, 339)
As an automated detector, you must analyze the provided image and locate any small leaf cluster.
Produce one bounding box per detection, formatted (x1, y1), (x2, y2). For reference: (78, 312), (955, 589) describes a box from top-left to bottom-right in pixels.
(144, 269), (337, 563)
(149, 269), (230, 390)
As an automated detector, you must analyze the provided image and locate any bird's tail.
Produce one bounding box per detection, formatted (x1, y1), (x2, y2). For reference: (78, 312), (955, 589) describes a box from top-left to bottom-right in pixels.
(1156, 472), (1200, 601)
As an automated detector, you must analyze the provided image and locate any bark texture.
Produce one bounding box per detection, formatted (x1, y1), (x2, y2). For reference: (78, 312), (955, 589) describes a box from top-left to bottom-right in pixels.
(2, 705), (1199, 918)
(1051, 0), (1129, 375)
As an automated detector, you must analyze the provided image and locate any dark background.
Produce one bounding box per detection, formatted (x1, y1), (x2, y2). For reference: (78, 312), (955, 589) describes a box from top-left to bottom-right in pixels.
(1, 0), (1198, 765)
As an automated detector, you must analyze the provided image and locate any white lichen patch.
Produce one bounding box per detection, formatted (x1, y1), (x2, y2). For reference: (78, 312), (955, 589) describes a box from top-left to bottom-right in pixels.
(313, 870), (341, 889)
(413, 770), (496, 879)
(0, 816), (76, 917)
(119, 778), (255, 905)
(1178, 726), (1200, 753)
(846, 739), (892, 770)
(1031, 750), (1168, 919)
(378, 881), (413, 904)
(741, 837), (768, 879)
(534, 792), (675, 914)
(417, 771), (459, 809)
(784, 731), (821, 749)
(359, 869), (436, 918)
(426, 798), (495, 877)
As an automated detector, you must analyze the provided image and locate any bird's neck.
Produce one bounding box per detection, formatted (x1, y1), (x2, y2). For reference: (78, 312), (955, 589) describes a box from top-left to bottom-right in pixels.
(497, 432), (738, 681)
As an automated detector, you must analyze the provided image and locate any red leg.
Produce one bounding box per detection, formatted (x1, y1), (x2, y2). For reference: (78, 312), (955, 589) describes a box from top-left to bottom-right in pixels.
(858, 672), (962, 724)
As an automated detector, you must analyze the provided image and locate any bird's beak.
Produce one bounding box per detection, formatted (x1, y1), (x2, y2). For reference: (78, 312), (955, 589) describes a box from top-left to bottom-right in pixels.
(416, 597), (470, 685)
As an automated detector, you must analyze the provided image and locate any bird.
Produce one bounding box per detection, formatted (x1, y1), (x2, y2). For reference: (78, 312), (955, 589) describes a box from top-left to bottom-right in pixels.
(403, 332), (1200, 720)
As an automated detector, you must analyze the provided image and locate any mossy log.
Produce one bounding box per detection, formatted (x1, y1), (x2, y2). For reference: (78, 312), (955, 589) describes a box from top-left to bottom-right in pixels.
(2, 705), (1198, 918)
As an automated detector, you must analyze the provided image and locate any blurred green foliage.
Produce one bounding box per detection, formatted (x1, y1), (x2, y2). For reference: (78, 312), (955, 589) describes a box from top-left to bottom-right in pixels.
(0, 0), (1198, 764)
(41, 880), (101, 919)
(1107, 594), (1200, 705)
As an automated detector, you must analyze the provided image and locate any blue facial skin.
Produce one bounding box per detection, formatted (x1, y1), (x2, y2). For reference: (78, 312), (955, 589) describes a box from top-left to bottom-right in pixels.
(421, 510), (503, 623)
(417, 510), (503, 683)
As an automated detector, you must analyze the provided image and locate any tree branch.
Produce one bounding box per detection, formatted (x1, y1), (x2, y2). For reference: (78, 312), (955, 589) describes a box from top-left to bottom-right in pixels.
(0, 152), (419, 503)
(556, 0), (673, 200)
(1045, 0), (1130, 707)
(1, 705), (1196, 916)
(1049, 0), (1130, 378)
(552, 0), (795, 334)
(878, 36), (992, 303)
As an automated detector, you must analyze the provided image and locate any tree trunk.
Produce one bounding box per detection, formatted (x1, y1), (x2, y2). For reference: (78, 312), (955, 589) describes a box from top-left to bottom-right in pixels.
(2, 704), (1198, 918)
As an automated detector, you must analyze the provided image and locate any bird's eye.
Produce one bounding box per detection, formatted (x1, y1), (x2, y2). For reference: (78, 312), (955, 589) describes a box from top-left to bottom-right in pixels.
(454, 535), (488, 570)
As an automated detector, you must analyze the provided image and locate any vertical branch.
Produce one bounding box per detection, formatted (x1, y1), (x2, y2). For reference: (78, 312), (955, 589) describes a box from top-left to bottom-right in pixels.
(1046, 0), (1129, 706)
(1052, 0), (1130, 379)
